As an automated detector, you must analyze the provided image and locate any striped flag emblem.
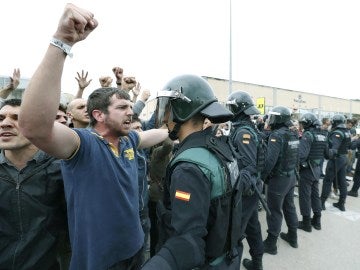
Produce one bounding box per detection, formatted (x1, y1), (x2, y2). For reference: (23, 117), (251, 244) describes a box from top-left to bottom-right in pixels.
(175, 190), (191, 201)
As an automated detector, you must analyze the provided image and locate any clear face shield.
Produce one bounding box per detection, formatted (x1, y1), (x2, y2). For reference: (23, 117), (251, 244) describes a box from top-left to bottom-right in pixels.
(268, 110), (281, 126)
(155, 96), (172, 128)
(225, 99), (237, 114)
(154, 89), (192, 128)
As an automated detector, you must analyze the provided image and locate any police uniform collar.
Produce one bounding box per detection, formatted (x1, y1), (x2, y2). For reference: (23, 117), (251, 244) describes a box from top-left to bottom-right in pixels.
(178, 129), (209, 149)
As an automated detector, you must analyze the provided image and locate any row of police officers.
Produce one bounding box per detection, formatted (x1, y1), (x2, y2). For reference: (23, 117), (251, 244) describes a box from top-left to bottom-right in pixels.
(144, 74), (355, 270)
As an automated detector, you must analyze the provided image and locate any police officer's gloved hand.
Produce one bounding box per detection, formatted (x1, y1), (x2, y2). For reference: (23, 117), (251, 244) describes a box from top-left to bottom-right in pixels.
(329, 149), (338, 159)
(240, 170), (256, 196)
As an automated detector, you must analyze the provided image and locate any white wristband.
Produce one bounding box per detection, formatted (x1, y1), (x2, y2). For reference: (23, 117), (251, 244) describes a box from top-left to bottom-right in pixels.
(50, 38), (73, 58)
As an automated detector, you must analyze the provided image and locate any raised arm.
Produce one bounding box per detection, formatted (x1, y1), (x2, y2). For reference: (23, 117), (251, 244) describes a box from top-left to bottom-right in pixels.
(0, 68), (20, 99)
(19, 3), (98, 159)
(112, 66), (124, 89)
(133, 89), (151, 116)
(138, 128), (169, 149)
(131, 82), (141, 103)
(75, 70), (92, 98)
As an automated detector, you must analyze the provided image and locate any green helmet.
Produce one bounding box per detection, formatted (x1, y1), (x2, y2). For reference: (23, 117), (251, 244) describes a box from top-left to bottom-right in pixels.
(155, 74), (233, 127)
(268, 106), (292, 129)
(226, 90), (260, 117)
(299, 112), (318, 129)
(331, 114), (346, 128)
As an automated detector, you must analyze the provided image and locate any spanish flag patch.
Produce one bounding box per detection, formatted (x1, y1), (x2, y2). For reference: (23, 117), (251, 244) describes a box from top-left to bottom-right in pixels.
(175, 190), (191, 202)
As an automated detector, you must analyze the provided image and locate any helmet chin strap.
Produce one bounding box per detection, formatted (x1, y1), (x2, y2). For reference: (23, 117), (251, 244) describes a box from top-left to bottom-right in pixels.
(169, 122), (182, 140)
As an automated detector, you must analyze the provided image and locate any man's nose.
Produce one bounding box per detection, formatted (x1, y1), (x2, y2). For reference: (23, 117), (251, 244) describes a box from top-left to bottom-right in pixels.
(128, 107), (134, 115)
(0, 117), (15, 127)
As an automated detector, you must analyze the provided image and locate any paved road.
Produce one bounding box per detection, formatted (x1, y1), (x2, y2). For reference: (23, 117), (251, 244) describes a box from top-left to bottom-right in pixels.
(241, 175), (360, 270)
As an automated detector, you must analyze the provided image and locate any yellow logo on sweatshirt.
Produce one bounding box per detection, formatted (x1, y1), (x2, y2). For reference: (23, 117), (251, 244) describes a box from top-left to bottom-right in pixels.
(124, 148), (135, 160)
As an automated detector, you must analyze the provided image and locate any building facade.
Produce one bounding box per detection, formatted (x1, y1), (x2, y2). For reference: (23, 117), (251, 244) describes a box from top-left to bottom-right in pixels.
(204, 77), (360, 120)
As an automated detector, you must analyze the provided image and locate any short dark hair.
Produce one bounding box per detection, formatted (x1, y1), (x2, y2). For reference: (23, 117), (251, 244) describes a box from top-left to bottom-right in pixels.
(190, 112), (206, 125)
(1, 99), (21, 109)
(87, 87), (131, 127)
(131, 114), (141, 124)
(322, 117), (329, 124)
(58, 103), (67, 114)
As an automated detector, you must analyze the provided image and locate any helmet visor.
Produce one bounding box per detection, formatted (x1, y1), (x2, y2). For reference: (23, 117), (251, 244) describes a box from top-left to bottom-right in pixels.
(226, 99), (259, 116)
(154, 96), (172, 128)
(268, 110), (280, 126)
(226, 99), (238, 114)
(154, 89), (192, 128)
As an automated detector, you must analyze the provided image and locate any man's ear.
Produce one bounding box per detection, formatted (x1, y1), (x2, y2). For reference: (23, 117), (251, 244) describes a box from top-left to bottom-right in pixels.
(67, 112), (73, 120)
(92, 110), (104, 123)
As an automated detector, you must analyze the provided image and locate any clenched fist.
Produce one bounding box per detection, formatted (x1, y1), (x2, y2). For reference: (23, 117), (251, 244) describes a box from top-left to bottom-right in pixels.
(99, 76), (113, 87)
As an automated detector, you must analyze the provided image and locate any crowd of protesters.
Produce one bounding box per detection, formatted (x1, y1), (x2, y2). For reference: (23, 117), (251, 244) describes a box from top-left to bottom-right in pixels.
(0, 3), (359, 270)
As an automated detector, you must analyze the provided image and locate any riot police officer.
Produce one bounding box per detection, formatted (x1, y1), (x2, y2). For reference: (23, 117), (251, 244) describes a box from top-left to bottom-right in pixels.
(262, 106), (300, 255)
(226, 91), (264, 270)
(321, 114), (351, 211)
(298, 113), (328, 231)
(142, 74), (242, 270)
(348, 135), (360, 197)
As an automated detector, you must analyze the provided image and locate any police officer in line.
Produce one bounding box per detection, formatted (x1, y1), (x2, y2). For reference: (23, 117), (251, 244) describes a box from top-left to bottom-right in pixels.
(348, 134), (360, 197)
(321, 114), (351, 211)
(261, 106), (300, 255)
(143, 74), (242, 269)
(226, 91), (264, 270)
(298, 113), (328, 232)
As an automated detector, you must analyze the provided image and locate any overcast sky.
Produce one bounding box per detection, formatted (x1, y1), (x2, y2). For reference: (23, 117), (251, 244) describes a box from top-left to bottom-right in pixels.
(1, 0), (359, 100)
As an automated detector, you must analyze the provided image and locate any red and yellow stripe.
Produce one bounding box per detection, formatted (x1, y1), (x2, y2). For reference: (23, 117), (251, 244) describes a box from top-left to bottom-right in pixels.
(175, 190), (191, 202)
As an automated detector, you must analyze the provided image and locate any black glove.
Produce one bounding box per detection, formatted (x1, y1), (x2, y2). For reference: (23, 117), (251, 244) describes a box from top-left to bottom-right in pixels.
(240, 170), (256, 196)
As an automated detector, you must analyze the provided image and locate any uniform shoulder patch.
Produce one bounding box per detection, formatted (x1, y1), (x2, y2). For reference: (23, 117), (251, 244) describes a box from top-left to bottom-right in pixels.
(175, 190), (191, 202)
(242, 133), (251, 144)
